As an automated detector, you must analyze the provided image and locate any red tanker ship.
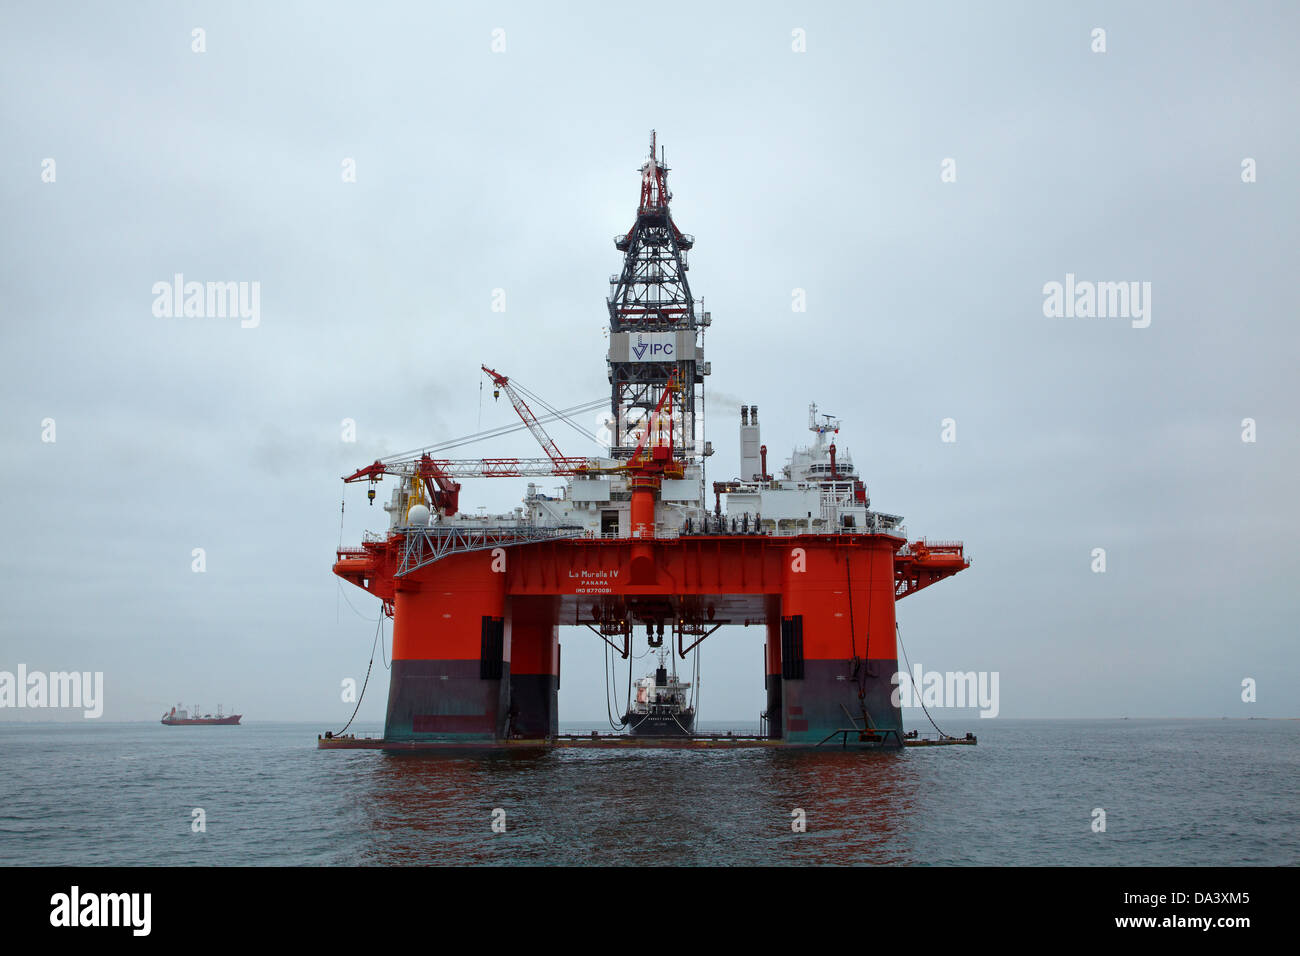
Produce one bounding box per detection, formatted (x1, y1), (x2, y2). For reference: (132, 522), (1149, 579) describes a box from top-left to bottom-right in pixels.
(161, 704), (241, 726)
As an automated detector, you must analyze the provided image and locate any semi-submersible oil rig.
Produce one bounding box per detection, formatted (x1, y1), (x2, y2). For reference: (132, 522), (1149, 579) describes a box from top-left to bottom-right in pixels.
(326, 134), (969, 750)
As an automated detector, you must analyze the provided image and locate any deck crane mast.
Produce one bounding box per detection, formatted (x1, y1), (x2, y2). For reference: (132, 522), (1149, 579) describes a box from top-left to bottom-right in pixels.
(343, 367), (606, 520)
(480, 365), (570, 469)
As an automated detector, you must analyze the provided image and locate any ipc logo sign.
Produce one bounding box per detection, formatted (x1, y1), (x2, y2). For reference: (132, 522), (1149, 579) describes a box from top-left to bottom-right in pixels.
(631, 334), (674, 361)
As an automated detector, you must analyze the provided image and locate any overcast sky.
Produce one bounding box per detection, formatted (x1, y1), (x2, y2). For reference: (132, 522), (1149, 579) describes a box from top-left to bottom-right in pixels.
(2, 1), (1296, 725)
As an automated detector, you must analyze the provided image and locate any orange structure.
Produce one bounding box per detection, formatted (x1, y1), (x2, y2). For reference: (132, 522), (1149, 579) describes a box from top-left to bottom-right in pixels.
(330, 134), (968, 749)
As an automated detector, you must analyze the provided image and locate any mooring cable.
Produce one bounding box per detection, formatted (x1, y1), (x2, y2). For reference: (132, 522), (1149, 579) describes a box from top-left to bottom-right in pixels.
(330, 614), (382, 737)
(336, 579), (379, 623)
(652, 643), (700, 736)
(691, 642), (700, 722)
(603, 635), (627, 730)
(896, 621), (951, 739)
(669, 708), (693, 735)
(846, 556), (864, 697)
(626, 644), (633, 719)
(603, 637), (616, 728)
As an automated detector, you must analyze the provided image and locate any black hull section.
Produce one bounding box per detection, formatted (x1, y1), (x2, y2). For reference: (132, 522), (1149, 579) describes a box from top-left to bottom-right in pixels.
(508, 672), (558, 739)
(622, 711), (695, 737)
(384, 659), (509, 743)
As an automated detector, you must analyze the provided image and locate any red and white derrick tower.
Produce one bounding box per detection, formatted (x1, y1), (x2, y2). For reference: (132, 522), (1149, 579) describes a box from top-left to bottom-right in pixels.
(606, 130), (708, 463)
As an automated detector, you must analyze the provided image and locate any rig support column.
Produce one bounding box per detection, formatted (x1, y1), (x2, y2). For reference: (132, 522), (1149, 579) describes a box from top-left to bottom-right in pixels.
(384, 551), (509, 743)
(765, 618), (783, 739)
(506, 596), (560, 740)
(778, 538), (903, 747)
(629, 478), (658, 584)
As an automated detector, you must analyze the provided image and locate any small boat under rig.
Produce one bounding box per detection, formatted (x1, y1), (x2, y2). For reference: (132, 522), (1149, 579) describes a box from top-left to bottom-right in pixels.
(623, 651), (695, 737)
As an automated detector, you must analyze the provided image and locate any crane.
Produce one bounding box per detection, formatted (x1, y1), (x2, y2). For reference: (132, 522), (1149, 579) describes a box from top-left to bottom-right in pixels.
(341, 366), (686, 521)
(343, 366), (606, 518)
(480, 365), (569, 469)
(342, 453), (604, 517)
(626, 368), (684, 478)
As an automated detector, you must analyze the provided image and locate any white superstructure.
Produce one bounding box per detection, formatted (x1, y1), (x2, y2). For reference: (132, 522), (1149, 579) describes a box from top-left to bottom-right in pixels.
(378, 401), (902, 540)
(715, 403), (906, 537)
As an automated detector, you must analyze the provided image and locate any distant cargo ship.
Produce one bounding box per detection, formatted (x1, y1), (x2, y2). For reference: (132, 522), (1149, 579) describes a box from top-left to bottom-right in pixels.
(161, 704), (241, 726)
(623, 652), (695, 736)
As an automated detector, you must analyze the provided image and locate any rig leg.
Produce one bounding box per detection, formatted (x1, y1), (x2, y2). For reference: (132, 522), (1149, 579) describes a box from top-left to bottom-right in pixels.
(507, 596), (560, 740)
(383, 555), (509, 743)
(765, 618), (783, 739)
(778, 539), (903, 747)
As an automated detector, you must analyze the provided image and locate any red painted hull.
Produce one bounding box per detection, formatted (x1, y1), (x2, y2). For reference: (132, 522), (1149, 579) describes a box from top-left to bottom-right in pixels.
(334, 532), (967, 747)
(160, 715), (241, 725)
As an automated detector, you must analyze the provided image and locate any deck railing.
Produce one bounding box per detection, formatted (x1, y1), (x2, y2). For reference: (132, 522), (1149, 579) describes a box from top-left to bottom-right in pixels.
(396, 525), (587, 576)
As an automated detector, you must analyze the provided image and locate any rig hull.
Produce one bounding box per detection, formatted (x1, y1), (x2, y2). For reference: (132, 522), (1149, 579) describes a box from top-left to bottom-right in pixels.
(335, 531), (962, 749)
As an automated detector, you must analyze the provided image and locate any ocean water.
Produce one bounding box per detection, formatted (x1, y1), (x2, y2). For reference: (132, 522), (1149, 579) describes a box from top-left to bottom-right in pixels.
(0, 719), (1295, 866)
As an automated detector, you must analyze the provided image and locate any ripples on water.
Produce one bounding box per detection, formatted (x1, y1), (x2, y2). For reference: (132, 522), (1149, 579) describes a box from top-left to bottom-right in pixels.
(1, 720), (1295, 866)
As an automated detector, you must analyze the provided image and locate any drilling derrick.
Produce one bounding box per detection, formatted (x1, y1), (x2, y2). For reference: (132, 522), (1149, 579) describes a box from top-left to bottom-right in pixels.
(607, 130), (707, 461)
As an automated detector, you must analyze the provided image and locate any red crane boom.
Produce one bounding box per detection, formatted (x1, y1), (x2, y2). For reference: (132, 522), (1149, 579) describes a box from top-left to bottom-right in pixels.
(481, 365), (567, 469)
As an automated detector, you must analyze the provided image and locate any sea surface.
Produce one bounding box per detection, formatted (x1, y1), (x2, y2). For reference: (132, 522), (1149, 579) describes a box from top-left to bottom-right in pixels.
(1, 719), (1295, 866)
